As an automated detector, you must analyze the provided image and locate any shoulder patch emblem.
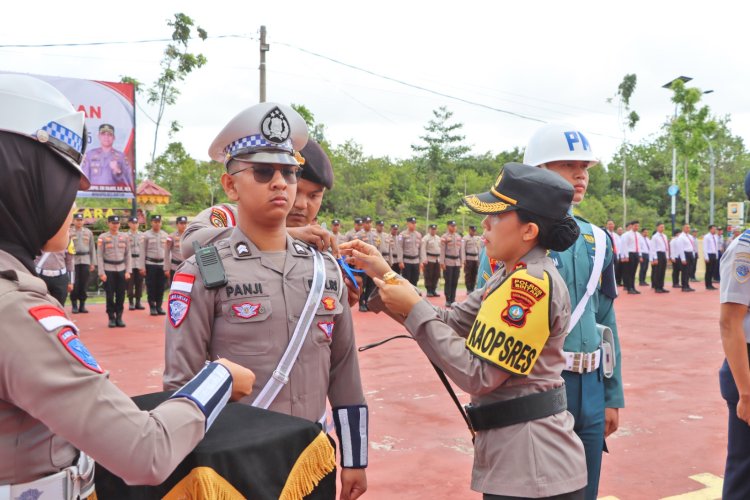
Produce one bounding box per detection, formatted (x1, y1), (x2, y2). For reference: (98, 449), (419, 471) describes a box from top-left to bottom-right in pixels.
(318, 321), (335, 339)
(232, 302), (260, 319)
(735, 262), (750, 283)
(321, 296), (336, 311)
(58, 327), (103, 373)
(583, 234), (595, 244)
(209, 206), (232, 228)
(171, 273), (195, 293)
(168, 292), (191, 327)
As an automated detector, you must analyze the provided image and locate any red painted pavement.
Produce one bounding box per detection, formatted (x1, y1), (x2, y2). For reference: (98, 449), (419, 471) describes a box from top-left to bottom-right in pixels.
(70, 283), (727, 499)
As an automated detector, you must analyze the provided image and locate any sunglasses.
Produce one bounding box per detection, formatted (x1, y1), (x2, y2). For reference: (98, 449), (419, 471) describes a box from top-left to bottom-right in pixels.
(232, 164), (302, 184)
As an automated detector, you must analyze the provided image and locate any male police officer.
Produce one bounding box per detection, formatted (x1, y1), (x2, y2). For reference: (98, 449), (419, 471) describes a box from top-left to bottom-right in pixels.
(420, 223), (441, 297)
(126, 216), (145, 310)
(69, 212), (96, 313)
(718, 172), (750, 500)
(399, 217), (422, 288)
(165, 216), (188, 284)
(650, 222), (671, 293)
(140, 214), (169, 315)
(34, 250), (73, 306)
(164, 102), (368, 499)
(332, 219), (347, 246)
(440, 220), (462, 307)
(345, 218), (363, 242)
(462, 225), (482, 294)
(81, 124), (132, 188)
(387, 224), (401, 274)
(98, 215), (131, 327)
(523, 123), (623, 500)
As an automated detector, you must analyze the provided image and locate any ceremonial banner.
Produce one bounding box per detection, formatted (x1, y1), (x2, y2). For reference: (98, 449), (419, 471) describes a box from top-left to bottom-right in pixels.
(1, 71), (136, 199)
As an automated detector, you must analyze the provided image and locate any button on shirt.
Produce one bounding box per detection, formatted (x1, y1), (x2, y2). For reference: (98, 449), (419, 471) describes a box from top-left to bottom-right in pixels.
(440, 232), (462, 267)
(650, 231), (670, 260)
(703, 233), (719, 258)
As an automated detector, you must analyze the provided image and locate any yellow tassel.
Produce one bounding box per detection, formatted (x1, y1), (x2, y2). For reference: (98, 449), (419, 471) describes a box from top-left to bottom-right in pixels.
(280, 431), (336, 500)
(163, 466), (245, 500)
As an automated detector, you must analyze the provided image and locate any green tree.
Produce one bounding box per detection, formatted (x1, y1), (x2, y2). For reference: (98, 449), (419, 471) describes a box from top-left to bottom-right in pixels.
(609, 73), (640, 225)
(291, 104), (327, 144)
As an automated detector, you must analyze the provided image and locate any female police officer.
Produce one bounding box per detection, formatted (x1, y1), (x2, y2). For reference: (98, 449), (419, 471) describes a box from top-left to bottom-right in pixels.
(0, 74), (254, 497)
(342, 163), (587, 499)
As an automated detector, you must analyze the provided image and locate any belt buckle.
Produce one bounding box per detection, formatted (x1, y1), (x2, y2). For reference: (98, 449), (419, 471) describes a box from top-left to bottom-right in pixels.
(572, 353), (583, 373)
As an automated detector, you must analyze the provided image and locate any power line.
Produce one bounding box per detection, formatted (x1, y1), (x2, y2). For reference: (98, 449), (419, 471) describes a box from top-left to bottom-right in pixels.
(0, 34), (251, 48)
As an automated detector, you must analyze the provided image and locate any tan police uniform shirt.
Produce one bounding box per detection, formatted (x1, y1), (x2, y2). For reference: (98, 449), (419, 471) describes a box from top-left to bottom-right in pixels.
(440, 232), (463, 267)
(69, 227), (96, 266)
(0, 249), (206, 486)
(369, 246), (586, 497)
(333, 231), (348, 248)
(34, 251), (73, 276)
(344, 228), (360, 243)
(165, 231), (185, 272)
(97, 232), (131, 273)
(128, 230), (144, 271)
(375, 230), (389, 256)
(163, 229), (366, 424)
(420, 234), (441, 263)
(399, 229), (422, 265)
(140, 229), (169, 269)
(385, 233), (401, 265)
(462, 234), (483, 262)
(358, 228), (379, 247)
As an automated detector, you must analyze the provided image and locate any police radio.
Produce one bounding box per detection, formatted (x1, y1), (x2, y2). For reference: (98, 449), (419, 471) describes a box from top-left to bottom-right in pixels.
(192, 242), (228, 289)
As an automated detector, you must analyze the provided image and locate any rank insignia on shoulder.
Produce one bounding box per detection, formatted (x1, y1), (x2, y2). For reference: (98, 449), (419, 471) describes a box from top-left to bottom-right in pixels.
(232, 302), (260, 319)
(235, 242), (251, 256)
(321, 296), (336, 310)
(293, 242), (309, 255)
(58, 327), (103, 373)
(583, 234), (595, 244)
(168, 292), (191, 327)
(318, 321), (335, 339)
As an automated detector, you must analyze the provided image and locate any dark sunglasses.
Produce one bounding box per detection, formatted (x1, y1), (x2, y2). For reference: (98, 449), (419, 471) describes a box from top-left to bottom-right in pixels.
(233, 164), (302, 184)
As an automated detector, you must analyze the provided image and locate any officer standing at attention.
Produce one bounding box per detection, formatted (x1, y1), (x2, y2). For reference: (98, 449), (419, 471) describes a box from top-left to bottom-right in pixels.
(345, 218), (363, 242)
(620, 220), (642, 294)
(420, 223), (441, 297)
(332, 219), (347, 246)
(163, 102), (368, 499)
(703, 224), (719, 290)
(440, 220), (463, 307)
(605, 220), (622, 287)
(343, 163), (587, 499)
(140, 214), (170, 315)
(126, 216), (146, 310)
(34, 249), (73, 306)
(638, 228), (651, 287)
(69, 212), (96, 313)
(0, 73), (254, 496)
(387, 224), (401, 274)
(357, 217), (378, 312)
(399, 216), (422, 288)
(375, 220), (390, 258)
(80, 123), (132, 188)
(165, 216), (188, 285)
(462, 225), (482, 294)
(649, 222), (671, 293)
(98, 215), (131, 328)
(718, 172), (750, 500)
(522, 123), (624, 500)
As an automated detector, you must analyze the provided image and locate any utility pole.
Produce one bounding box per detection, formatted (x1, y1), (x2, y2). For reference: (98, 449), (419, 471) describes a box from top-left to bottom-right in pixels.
(259, 26), (269, 102)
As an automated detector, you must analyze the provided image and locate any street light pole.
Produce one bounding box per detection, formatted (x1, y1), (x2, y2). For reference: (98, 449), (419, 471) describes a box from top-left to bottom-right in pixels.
(704, 134), (716, 225)
(663, 76), (693, 234)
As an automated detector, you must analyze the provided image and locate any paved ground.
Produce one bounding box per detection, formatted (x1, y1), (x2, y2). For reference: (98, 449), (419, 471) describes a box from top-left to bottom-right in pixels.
(73, 281), (728, 499)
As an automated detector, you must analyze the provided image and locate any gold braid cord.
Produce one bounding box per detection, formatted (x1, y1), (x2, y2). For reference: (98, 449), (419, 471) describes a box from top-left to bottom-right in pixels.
(163, 467), (244, 500)
(463, 195), (510, 214)
(280, 431), (336, 500)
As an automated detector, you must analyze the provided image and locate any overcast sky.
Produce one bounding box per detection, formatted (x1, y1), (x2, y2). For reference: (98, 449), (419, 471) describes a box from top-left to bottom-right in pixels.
(2, 0), (748, 171)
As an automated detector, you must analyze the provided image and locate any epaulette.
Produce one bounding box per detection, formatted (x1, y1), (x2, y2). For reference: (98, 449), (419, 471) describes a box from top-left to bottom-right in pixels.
(739, 230), (750, 245)
(524, 260), (545, 280)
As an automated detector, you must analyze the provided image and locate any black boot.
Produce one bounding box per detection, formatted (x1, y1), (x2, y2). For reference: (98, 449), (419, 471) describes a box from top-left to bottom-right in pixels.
(116, 312), (126, 328)
(135, 299), (145, 310)
(108, 314), (116, 328)
(150, 302), (158, 316)
(71, 300), (79, 314)
(129, 298), (135, 311)
(79, 300), (89, 313)
(156, 304), (166, 315)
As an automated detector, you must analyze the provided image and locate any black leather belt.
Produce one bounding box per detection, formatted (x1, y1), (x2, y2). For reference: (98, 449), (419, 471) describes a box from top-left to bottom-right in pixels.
(427, 252), (439, 257)
(466, 252), (478, 256)
(171, 258), (182, 265)
(76, 251), (90, 255)
(466, 385), (567, 431)
(131, 254), (140, 258)
(445, 254), (459, 259)
(104, 259), (125, 265)
(146, 257), (164, 263)
(403, 254), (418, 259)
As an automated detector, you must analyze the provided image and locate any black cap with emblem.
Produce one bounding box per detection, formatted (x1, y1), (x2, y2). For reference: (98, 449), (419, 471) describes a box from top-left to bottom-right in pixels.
(299, 140), (333, 190)
(391, 224), (399, 229)
(176, 216), (188, 223)
(332, 219), (340, 225)
(108, 215), (120, 223)
(99, 123), (115, 134)
(429, 224), (437, 229)
(406, 217), (416, 223)
(128, 216), (138, 223)
(151, 214), (161, 221)
(376, 220), (384, 225)
(463, 162), (574, 220)
(73, 213), (83, 220)
(447, 220), (456, 226)
(354, 218), (363, 224)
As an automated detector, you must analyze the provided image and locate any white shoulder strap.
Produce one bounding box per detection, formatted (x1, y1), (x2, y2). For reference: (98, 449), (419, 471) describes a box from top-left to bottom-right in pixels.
(34, 252), (51, 274)
(568, 225), (607, 332)
(252, 248), (327, 409)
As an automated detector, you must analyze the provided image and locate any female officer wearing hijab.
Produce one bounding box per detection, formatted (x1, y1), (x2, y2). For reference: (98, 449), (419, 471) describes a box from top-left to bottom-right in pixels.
(0, 74), (254, 498)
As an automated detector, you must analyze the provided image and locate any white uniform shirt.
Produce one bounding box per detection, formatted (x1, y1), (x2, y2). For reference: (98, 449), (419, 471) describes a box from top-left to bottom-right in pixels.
(670, 236), (685, 262)
(606, 230), (621, 258)
(620, 230), (642, 255)
(650, 231), (670, 261)
(703, 232), (719, 258)
(719, 233), (750, 343)
(638, 234), (650, 255)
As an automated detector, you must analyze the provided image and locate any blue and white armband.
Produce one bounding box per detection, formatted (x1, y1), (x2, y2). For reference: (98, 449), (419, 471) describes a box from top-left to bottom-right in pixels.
(332, 405), (368, 468)
(170, 362), (233, 430)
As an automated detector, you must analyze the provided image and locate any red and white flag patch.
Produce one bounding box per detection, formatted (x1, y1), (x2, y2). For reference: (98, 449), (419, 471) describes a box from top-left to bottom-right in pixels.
(29, 305), (76, 332)
(171, 273), (196, 293)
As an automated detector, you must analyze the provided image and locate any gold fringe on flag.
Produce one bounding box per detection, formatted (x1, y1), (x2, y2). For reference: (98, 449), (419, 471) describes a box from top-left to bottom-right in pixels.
(163, 466), (244, 500)
(280, 431), (336, 500)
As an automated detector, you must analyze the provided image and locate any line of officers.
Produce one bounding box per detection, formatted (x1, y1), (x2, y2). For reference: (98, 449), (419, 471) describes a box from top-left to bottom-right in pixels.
(35, 213), (189, 328)
(330, 216), (484, 310)
(605, 220), (736, 294)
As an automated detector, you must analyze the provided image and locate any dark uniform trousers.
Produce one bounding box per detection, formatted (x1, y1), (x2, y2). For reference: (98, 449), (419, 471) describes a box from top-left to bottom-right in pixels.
(359, 275), (375, 309)
(71, 263), (90, 304)
(390, 257), (400, 275)
(683, 252), (696, 288)
(464, 260), (479, 293)
(146, 264), (166, 308)
(638, 252), (650, 284)
(715, 251), (723, 282)
(443, 265), (460, 304)
(720, 352), (750, 500)
(127, 267), (144, 303)
(402, 263), (420, 287)
(104, 270), (127, 316)
(652, 251), (667, 290)
(705, 254), (717, 287)
(672, 258), (682, 287)
(624, 252), (639, 290)
(689, 251), (698, 280)
(613, 256), (622, 286)
(41, 274), (69, 306)
(423, 261), (440, 294)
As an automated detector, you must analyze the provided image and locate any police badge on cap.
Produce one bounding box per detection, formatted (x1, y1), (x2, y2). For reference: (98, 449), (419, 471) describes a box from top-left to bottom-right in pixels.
(261, 107), (290, 144)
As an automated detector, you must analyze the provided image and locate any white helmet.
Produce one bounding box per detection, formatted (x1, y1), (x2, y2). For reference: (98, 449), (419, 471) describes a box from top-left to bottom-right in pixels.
(0, 74), (90, 189)
(523, 122), (599, 168)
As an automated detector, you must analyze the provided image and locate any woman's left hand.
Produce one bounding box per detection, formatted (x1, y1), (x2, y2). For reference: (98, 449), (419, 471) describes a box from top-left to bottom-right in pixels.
(373, 276), (422, 317)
